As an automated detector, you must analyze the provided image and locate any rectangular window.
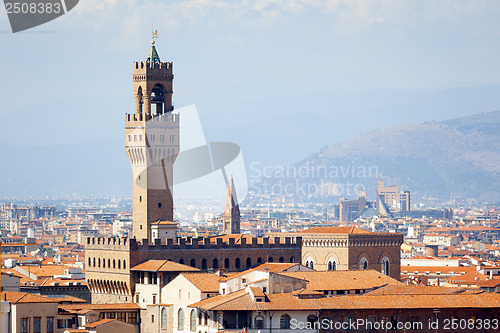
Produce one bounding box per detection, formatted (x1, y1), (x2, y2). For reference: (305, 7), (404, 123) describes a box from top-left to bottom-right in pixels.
(47, 317), (54, 333)
(20, 318), (29, 333)
(367, 316), (377, 330)
(128, 312), (138, 324)
(57, 319), (70, 329)
(117, 312), (126, 322)
(160, 135), (165, 142)
(136, 294), (140, 303)
(390, 316), (397, 330)
(134, 135), (137, 141)
(170, 134), (175, 142)
(34, 317), (41, 333)
(153, 295), (157, 304)
(152, 315), (155, 323)
(151, 134), (155, 142)
(128, 135), (132, 142)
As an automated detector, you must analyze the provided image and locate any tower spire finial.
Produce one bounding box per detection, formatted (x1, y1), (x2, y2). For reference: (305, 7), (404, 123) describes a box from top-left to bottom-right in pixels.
(151, 24), (158, 45)
(147, 25), (161, 66)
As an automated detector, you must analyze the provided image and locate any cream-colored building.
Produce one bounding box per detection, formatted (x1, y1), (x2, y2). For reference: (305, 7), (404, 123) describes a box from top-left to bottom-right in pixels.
(423, 233), (461, 247)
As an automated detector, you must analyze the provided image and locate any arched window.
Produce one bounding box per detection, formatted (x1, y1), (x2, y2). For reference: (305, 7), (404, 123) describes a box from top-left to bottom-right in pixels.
(268, 257), (273, 263)
(178, 308), (184, 330)
(279, 257), (285, 263)
(88, 257), (91, 267)
(307, 315), (318, 327)
(305, 257), (314, 269)
(179, 259), (185, 265)
(113, 259), (116, 269)
(328, 260), (336, 271)
(198, 313), (202, 325)
(123, 260), (126, 269)
(224, 258), (230, 269)
(280, 314), (291, 329)
(257, 257), (263, 264)
(360, 257), (368, 270)
(190, 259), (196, 267)
(161, 307), (168, 329)
(290, 256), (295, 263)
(213, 258), (219, 269)
(381, 257), (390, 276)
(255, 316), (264, 329)
(246, 257), (252, 268)
(103, 259), (106, 268)
(190, 310), (197, 331)
(235, 258), (241, 269)
(118, 260), (121, 269)
(98, 258), (101, 267)
(201, 259), (207, 270)
(93, 258), (95, 267)
(108, 259), (111, 268)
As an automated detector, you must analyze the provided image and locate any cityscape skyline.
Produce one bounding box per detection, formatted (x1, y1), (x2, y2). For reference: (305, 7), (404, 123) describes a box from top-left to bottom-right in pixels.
(2, 5), (500, 330)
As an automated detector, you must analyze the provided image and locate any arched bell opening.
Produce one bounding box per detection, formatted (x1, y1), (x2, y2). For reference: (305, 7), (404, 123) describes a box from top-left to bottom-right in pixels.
(151, 83), (165, 115)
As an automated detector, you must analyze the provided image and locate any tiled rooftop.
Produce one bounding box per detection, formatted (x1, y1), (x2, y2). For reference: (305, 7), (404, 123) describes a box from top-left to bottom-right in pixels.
(131, 260), (200, 272)
(280, 270), (401, 291)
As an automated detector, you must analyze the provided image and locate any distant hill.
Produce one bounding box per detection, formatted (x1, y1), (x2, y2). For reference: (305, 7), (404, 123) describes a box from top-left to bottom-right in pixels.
(256, 111), (500, 203)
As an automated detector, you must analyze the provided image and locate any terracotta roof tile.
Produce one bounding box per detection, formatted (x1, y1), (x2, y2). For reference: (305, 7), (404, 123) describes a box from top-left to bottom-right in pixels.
(182, 273), (221, 293)
(191, 285), (500, 311)
(219, 263), (300, 282)
(1, 291), (59, 304)
(249, 287), (265, 297)
(131, 260), (199, 272)
(60, 303), (141, 314)
(280, 270), (401, 291)
(84, 319), (116, 328)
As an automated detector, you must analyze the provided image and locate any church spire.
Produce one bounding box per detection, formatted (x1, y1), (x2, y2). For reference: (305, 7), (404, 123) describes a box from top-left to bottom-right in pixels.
(222, 175), (241, 234)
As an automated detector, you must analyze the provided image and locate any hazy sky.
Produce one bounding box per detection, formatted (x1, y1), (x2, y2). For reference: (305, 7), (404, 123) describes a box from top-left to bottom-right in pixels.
(1, 1), (500, 197)
(2, 1), (500, 112)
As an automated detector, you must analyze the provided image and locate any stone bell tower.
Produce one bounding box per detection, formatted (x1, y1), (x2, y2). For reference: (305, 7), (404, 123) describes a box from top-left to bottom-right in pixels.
(125, 36), (179, 242)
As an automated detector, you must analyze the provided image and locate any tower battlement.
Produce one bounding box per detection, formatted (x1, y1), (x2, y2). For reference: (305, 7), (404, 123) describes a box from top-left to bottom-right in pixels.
(86, 236), (130, 250)
(133, 61), (173, 74)
(125, 110), (179, 124)
(85, 236), (302, 251)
